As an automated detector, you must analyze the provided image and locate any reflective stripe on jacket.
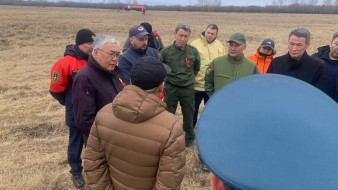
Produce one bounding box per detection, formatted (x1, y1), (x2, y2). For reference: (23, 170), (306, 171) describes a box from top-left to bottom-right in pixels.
(191, 35), (225, 91)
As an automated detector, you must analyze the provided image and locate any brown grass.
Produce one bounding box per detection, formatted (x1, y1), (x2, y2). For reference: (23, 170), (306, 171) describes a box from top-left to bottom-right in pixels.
(0, 5), (336, 189)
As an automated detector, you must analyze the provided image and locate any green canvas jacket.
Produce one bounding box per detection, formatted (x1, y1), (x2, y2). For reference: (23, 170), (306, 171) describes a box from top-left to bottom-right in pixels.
(205, 54), (259, 97)
(160, 42), (200, 87)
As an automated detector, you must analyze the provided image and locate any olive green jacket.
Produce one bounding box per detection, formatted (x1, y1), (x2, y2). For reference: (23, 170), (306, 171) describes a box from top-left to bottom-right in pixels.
(205, 54), (259, 97)
(160, 42), (200, 87)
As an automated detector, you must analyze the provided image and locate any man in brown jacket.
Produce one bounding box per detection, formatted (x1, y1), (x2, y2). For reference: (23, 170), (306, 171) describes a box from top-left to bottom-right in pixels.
(84, 56), (186, 189)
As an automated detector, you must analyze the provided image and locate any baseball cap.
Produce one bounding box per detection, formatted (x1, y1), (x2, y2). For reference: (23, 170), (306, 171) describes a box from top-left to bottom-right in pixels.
(129, 25), (149, 38)
(130, 57), (171, 90)
(261, 39), (275, 50)
(227, 32), (247, 45)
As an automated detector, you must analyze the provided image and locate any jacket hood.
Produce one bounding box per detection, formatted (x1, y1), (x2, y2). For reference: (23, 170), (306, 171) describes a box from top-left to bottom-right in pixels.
(201, 31), (216, 43)
(64, 44), (89, 60)
(112, 85), (166, 123)
(316, 45), (330, 57)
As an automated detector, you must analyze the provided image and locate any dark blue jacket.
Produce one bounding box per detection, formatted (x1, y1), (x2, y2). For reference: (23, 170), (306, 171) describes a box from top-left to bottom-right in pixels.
(119, 46), (159, 85)
(312, 45), (338, 103)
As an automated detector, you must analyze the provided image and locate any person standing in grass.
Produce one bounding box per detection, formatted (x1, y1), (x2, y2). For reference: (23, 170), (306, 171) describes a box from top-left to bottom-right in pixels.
(205, 32), (259, 98)
(204, 32), (259, 189)
(118, 25), (159, 85)
(267, 28), (328, 93)
(72, 35), (124, 146)
(247, 39), (276, 74)
(84, 56), (186, 189)
(160, 24), (200, 147)
(122, 22), (164, 53)
(49, 28), (95, 189)
(190, 24), (225, 128)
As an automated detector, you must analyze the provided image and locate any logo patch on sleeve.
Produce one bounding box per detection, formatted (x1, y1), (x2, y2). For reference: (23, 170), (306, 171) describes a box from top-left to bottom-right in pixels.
(52, 71), (60, 83)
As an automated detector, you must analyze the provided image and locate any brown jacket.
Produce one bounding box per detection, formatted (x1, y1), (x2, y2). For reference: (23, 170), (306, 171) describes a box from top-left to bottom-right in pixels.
(84, 85), (186, 190)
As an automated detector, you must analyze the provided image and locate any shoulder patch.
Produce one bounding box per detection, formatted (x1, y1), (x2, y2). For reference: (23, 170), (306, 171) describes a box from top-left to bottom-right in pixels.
(52, 71), (60, 83)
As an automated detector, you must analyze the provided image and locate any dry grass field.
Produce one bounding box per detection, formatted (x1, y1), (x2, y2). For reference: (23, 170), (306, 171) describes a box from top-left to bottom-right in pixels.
(0, 5), (337, 189)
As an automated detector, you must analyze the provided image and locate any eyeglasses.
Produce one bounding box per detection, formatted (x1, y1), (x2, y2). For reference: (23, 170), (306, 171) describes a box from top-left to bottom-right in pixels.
(97, 48), (120, 58)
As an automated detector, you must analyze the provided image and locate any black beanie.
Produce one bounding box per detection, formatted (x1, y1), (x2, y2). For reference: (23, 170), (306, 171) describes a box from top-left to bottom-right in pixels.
(76, 29), (96, 45)
(140, 22), (152, 34)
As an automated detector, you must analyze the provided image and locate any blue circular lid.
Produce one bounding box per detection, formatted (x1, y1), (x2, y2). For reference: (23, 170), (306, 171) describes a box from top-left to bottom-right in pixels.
(197, 74), (338, 190)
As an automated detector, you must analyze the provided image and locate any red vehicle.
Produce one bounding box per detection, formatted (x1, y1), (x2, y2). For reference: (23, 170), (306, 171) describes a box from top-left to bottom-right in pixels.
(123, 4), (146, 14)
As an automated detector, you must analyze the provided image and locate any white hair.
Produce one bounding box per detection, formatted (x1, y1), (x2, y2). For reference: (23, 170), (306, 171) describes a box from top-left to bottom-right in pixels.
(92, 35), (119, 56)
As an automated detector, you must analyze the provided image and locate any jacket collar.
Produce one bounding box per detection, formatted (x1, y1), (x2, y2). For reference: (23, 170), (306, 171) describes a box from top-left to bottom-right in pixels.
(129, 45), (148, 55)
(87, 55), (122, 77)
(255, 51), (274, 59)
(227, 54), (245, 63)
(287, 51), (309, 66)
(173, 41), (187, 50)
(64, 44), (89, 60)
(112, 85), (166, 123)
(201, 31), (216, 44)
(316, 45), (330, 57)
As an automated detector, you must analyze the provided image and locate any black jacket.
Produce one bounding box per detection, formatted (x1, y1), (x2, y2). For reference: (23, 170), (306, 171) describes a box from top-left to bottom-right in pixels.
(72, 55), (124, 143)
(267, 52), (328, 93)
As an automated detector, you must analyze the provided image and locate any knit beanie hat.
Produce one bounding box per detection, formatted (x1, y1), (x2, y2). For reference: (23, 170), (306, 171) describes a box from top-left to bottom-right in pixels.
(140, 22), (152, 34)
(76, 29), (96, 45)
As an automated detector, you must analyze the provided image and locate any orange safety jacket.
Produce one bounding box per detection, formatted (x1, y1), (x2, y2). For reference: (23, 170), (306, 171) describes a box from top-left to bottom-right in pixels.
(247, 50), (275, 74)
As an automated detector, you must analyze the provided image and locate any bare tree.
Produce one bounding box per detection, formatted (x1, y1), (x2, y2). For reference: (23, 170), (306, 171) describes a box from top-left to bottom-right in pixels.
(213, 0), (221, 6)
(197, 0), (207, 6)
(133, 0), (137, 4)
(308, 0), (318, 13)
(277, 0), (284, 7)
(290, 0), (299, 4)
(197, 0), (221, 6)
(323, 0), (332, 5)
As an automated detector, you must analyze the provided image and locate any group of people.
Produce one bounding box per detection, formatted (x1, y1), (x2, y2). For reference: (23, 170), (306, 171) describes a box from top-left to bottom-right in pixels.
(49, 22), (338, 189)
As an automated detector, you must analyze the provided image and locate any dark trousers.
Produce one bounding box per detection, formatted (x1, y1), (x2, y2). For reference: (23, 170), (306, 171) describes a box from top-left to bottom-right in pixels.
(164, 83), (195, 144)
(193, 91), (209, 128)
(68, 124), (84, 176)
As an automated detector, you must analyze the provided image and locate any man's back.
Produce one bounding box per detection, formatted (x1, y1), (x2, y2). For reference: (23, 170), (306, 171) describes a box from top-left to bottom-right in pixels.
(84, 85), (186, 190)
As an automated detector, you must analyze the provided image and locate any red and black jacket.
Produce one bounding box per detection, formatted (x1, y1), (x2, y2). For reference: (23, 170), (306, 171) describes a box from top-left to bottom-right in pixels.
(49, 45), (89, 126)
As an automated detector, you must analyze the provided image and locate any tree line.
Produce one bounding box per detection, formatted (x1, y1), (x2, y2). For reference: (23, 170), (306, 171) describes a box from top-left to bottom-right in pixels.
(0, 0), (337, 14)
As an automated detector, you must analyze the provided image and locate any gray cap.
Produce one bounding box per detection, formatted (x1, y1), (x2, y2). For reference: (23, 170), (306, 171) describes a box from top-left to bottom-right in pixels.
(261, 39), (275, 50)
(129, 25), (149, 38)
